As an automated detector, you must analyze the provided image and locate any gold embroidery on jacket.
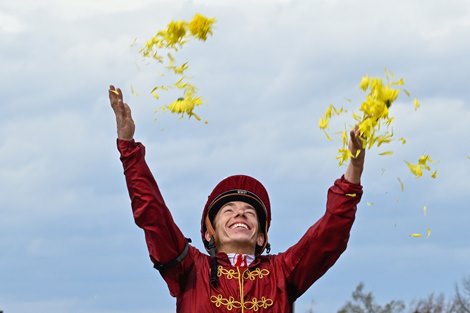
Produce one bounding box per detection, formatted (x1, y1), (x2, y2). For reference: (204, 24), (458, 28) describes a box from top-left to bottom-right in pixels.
(217, 266), (270, 280)
(211, 266), (273, 312)
(210, 295), (274, 311)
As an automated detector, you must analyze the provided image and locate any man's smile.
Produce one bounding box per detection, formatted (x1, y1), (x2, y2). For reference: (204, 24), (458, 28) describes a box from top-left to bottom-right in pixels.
(229, 222), (250, 230)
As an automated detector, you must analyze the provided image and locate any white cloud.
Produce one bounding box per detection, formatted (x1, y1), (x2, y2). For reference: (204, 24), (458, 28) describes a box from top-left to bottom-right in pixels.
(0, 11), (25, 33)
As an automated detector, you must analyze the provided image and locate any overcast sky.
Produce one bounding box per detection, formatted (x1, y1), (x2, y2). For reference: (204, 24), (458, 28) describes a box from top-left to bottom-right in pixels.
(1, 0), (470, 312)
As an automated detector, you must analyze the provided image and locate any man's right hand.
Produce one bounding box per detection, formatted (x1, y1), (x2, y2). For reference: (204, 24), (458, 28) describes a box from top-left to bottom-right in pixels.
(109, 85), (135, 141)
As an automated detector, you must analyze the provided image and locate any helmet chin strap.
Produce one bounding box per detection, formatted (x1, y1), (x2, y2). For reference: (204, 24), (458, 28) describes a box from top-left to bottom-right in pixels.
(207, 235), (218, 287)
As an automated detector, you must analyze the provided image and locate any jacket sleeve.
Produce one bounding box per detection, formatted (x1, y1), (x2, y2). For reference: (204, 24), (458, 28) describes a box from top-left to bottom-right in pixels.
(277, 175), (363, 301)
(117, 139), (192, 296)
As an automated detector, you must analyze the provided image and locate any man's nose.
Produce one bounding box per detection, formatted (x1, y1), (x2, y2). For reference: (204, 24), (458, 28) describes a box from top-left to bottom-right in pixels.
(234, 209), (247, 217)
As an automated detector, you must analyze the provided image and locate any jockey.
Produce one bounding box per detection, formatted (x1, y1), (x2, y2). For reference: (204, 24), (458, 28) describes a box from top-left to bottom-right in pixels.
(109, 85), (365, 312)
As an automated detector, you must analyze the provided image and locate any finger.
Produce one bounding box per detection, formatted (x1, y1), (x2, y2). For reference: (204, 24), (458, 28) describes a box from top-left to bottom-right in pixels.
(117, 87), (124, 102)
(123, 102), (133, 120)
(350, 129), (362, 149)
(109, 85), (119, 106)
(109, 86), (125, 114)
(350, 129), (358, 144)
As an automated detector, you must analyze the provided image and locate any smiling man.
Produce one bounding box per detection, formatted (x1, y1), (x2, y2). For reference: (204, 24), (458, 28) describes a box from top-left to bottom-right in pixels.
(109, 85), (365, 312)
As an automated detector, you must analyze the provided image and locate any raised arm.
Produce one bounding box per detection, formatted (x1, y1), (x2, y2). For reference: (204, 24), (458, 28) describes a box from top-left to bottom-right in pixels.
(278, 126), (365, 301)
(108, 85), (192, 296)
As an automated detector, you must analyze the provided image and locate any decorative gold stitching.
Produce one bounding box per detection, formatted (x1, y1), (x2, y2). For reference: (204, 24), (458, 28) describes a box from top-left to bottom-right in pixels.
(243, 268), (270, 280)
(210, 295), (274, 311)
(217, 266), (270, 280)
(210, 295), (241, 310)
(245, 297), (274, 311)
(217, 266), (239, 279)
(212, 266), (273, 312)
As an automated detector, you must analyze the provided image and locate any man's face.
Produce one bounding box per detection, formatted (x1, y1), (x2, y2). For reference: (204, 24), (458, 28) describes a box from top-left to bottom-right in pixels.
(206, 201), (265, 254)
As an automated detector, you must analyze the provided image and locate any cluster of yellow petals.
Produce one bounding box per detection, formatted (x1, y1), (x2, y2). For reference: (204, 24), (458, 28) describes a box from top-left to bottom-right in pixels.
(320, 72), (406, 166)
(188, 13), (215, 41)
(405, 155), (437, 178)
(320, 71), (438, 239)
(319, 70), (434, 179)
(140, 14), (215, 121)
(319, 104), (344, 141)
(165, 80), (204, 121)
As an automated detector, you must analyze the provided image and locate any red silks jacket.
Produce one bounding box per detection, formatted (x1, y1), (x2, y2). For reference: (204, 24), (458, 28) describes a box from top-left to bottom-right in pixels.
(118, 139), (363, 312)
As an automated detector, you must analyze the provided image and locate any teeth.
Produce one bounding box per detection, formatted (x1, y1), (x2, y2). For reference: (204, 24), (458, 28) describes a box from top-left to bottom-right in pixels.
(231, 223), (248, 229)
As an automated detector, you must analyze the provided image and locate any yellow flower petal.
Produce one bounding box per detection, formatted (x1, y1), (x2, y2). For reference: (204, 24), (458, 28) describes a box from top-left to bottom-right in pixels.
(431, 170), (437, 179)
(360, 75), (369, 91)
(379, 151), (394, 156)
(418, 154), (432, 165)
(427, 228), (431, 238)
(323, 130), (333, 141)
(130, 85), (139, 96)
(319, 117), (329, 129)
(345, 193), (357, 197)
(110, 89), (120, 95)
(366, 202), (374, 206)
(410, 233), (423, 238)
(413, 98), (420, 110)
(423, 205), (427, 215)
(397, 177), (405, 192)
(405, 161), (423, 177)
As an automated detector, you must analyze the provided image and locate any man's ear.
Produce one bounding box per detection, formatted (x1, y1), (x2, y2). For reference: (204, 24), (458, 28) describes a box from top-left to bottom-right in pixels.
(256, 233), (265, 247)
(204, 230), (212, 242)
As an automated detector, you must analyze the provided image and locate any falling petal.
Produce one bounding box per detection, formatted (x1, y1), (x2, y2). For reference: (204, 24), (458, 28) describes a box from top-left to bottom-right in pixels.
(110, 89), (120, 95)
(413, 98), (421, 110)
(423, 206), (427, 215)
(379, 151), (394, 156)
(359, 75), (369, 91)
(399, 137), (407, 144)
(431, 170), (437, 179)
(410, 233), (423, 238)
(130, 85), (139, 96)
(345, 193), (357, 197)
(319, 117), (329, 129)
(427, 228), (431, 238)
(323, 130), (333, 141)
(405, 161), (423, 177)
(151, 90), (160, 100)
(367, 202), (374, 206)
(418, 154), (432, 166)
(397, 177), (405, 192)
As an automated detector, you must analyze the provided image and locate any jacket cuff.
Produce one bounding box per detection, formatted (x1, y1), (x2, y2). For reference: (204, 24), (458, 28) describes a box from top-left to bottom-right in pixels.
(338, 175), (363, 193)
(116, 138), (144, 159)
